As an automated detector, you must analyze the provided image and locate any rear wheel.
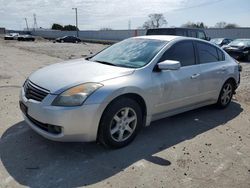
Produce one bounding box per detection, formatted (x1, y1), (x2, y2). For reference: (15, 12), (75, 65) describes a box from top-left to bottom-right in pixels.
(98, 98), (142, 148)
(216, 81), (234, 108)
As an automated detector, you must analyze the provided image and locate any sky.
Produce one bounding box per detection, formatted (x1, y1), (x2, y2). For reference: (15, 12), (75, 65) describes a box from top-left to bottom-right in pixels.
(0, 0), (249, 30)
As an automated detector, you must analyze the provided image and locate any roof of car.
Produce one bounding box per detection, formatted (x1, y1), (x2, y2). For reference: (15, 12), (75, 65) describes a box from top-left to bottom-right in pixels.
(136, 35), (181, 42)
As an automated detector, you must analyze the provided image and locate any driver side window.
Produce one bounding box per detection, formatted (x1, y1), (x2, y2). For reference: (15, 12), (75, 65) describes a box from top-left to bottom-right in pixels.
(159, 41), (196, 67)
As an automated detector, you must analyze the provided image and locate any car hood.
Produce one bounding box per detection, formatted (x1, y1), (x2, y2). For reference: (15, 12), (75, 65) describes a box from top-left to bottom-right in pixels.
(29, 58), (135, 94)
(223, 45), (245, 51)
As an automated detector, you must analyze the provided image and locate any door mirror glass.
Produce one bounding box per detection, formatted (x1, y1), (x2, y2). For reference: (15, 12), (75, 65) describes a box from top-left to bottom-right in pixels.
(158, 60), (181, 70)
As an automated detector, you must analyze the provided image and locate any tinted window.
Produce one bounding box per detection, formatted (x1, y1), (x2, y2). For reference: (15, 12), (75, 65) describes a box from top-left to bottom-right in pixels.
(197, 31), (206, 40)
(159, 41), (195, 67)
(146, 29), (175, 35)
(196, 42), (219, 63)
(188, 30), (196, 38)
(176, 30), (187, 36)
(217, 48), (225, 61)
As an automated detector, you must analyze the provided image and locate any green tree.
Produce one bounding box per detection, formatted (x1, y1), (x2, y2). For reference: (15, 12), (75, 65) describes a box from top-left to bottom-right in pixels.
(63, 25), (79, 31)
(51, 23), (64, 30)
(224, 23), (238, 29)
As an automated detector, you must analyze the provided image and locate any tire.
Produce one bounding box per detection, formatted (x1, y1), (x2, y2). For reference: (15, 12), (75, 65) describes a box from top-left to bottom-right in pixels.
(216, 80), (234, 108)
(98, 98), (143, 148)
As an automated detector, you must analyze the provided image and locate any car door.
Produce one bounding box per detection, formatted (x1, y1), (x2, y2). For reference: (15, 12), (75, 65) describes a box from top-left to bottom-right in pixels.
(64, 36), (71, 42)
(194, 41), (227, 101)
(152, 40), (203, 115)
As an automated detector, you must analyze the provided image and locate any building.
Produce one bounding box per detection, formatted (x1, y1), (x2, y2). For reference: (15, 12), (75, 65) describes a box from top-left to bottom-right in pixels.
(0, 27), (6, 34)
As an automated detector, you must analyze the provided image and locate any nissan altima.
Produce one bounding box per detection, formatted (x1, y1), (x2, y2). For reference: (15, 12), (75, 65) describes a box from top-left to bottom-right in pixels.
(20, 35), (241, 148)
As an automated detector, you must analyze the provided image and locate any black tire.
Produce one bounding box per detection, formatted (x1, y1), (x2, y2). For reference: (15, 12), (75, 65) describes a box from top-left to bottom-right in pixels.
(98, 98), (143, 148)
(216, 80), (234, 108)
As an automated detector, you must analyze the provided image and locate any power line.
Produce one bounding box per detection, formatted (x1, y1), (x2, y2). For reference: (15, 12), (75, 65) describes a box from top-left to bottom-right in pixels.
(170, 0), (226, 12)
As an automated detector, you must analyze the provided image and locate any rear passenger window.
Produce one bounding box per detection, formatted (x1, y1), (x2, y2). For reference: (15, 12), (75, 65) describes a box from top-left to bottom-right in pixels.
(217, 48), (225, 61)
(159, 41), (195, 67)
(196, 42), (219, 63)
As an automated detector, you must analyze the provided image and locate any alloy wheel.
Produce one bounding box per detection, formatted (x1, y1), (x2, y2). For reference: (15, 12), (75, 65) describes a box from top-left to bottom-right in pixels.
(221, 83), (233, 105)
(110, 107), (137, 142)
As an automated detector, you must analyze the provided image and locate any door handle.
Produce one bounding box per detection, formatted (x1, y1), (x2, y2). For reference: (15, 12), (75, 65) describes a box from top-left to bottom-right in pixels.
(191, 73), (200, 79)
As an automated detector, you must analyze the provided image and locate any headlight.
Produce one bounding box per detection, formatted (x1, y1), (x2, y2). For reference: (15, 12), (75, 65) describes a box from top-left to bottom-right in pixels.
(52, 83), (103, 106)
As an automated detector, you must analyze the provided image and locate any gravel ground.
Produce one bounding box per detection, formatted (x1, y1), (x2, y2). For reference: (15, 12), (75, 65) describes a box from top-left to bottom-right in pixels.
(0, 38), (250, 188)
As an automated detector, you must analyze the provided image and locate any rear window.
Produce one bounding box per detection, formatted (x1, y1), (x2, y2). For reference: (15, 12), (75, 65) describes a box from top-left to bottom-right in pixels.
(196, 42), (220, 63)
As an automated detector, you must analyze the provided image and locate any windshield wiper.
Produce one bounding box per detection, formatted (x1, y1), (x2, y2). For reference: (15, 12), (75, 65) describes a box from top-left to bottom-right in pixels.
(93, 60), (117, 66)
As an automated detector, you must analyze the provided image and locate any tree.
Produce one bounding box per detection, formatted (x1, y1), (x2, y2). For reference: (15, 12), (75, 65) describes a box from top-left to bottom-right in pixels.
(52, 23), (64, 30)
(214, 22), (227, 28)
(142, 13), (167, 29)
(181, 22), (208, 29)
(100, 27), (113, 31)
(224, 23), (238, 29)
(63, 24), (79, 31)
(214, 22), (238, 28)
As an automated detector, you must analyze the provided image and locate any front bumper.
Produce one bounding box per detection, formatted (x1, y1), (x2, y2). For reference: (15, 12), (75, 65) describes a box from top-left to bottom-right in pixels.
(20, 87), (103, 142)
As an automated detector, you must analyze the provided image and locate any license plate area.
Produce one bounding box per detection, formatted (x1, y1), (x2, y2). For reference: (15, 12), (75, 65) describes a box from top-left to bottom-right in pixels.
(19, 101), (28, 115)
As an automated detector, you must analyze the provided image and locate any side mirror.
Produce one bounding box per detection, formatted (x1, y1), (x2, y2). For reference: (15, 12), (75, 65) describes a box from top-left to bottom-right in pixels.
(158, 60), (181, 71)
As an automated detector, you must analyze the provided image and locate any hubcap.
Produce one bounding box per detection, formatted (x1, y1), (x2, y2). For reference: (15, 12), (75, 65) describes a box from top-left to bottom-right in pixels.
(110, 107), (137, 142)
(221, 83), (233, 105)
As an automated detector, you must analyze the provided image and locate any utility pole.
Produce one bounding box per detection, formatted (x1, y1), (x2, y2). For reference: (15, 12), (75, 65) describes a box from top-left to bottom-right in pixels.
(33, 13), (38, 30)
(128, 20), (131, 30)
(72, 8), (79, 37)
(24, 18), (29, 31)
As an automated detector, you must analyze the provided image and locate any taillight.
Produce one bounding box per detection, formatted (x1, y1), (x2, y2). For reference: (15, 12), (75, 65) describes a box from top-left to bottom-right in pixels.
(238, 64), (242, 72)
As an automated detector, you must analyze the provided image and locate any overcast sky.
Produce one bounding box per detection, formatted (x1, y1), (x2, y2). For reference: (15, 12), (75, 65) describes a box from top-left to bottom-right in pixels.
(0, 0), (249, 30)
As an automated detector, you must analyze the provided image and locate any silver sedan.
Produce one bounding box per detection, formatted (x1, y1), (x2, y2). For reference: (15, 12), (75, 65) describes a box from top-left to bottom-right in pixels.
(19, 35), (241, 148)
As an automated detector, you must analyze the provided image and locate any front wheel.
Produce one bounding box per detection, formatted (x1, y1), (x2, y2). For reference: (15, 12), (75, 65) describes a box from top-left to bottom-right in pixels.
(216, 81), (234, 108)
(98, 98), (142, 148)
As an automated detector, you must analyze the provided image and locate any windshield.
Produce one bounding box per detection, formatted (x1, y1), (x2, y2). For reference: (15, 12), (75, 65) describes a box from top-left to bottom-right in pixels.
(89, 38), (167, 68)
(229, 39), (250, 47)
(211, 38), (223, 44)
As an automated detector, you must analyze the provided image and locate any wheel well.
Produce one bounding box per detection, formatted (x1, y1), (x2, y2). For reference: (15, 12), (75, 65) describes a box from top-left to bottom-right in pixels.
(107, 93), (147, 119)
(226, 77), (237, 91)
(96, 93), (147, 141)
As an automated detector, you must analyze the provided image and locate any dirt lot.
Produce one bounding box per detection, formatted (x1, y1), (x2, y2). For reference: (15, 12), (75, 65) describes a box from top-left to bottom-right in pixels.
(0, 38), (250, 188)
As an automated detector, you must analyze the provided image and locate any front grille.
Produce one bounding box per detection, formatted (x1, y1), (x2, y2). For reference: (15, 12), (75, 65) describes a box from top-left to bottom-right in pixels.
(27, 114), (62, 135)
(24, 80), (50, 102)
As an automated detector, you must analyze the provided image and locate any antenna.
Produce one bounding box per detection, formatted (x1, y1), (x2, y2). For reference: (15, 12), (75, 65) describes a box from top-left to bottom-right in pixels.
(128, 20), (131, 30)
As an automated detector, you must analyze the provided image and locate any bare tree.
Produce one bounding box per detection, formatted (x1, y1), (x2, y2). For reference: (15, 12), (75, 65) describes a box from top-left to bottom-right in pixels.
(214, 22), (227, 28)
(142, 13), (167, 29)
(214, 22), (239, 28)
